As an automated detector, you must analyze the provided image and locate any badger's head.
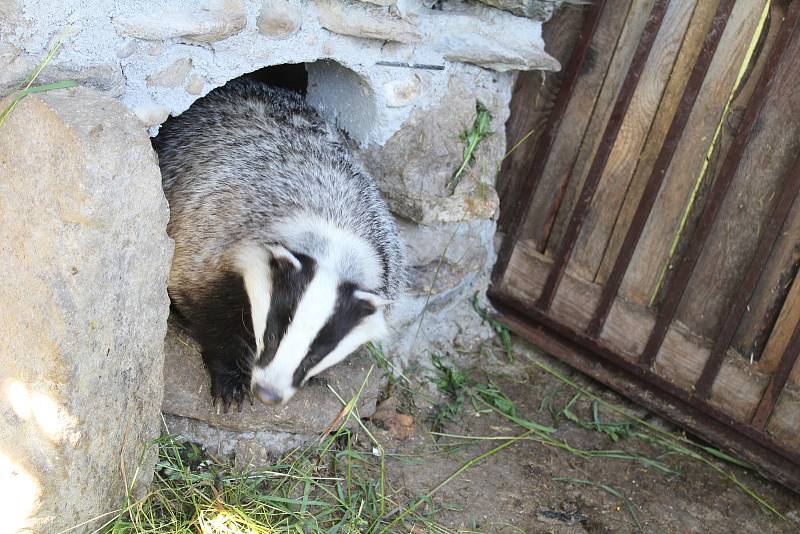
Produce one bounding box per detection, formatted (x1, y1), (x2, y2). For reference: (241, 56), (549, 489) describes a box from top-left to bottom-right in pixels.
(234, 235), (391, 405)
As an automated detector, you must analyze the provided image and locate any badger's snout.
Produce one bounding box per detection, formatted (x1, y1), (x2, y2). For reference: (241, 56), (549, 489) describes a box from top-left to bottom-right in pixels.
(253, 382), (283, 405)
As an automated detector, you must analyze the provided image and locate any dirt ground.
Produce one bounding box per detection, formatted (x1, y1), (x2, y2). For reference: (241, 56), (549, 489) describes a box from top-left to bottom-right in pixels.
(359, 334), (800, 534)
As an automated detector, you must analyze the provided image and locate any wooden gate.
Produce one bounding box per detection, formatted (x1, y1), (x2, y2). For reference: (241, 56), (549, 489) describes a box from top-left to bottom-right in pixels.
(490, 0), (800, 491)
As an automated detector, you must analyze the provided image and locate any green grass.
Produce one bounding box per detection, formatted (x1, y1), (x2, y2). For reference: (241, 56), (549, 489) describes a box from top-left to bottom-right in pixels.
(465, 298), (788, 520)
(429, 355), (679, 477)
(81, 371), (455, 534)
(0, 28), (77, 129)
(449, 102), (493, 192)
(426, 344), (788, 530)
(74, 296), (787, 533)
(471, 293), (514, 363)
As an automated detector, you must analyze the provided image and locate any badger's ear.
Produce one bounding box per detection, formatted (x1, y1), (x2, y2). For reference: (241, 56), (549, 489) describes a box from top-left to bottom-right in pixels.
(353, 290), (392, 308)
(266, 244), (302, 270)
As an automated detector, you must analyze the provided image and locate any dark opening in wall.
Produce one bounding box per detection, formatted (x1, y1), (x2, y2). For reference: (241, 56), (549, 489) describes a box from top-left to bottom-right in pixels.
(232, 63), (309, 95)
(158, 60), (375, 146)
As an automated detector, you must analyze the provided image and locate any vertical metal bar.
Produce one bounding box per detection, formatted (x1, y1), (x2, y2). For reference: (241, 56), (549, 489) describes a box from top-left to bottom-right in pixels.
(586, 0), (739, 338)
(751, 321), (800, 430)
(696, 155), (800, 398)
(536, 0), (670, 311)
(639, 1), (798, 367)
(492, 0), (608, 287)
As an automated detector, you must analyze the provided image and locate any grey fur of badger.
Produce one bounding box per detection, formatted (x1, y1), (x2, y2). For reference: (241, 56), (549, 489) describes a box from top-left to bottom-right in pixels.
(153, 79), (405, 409)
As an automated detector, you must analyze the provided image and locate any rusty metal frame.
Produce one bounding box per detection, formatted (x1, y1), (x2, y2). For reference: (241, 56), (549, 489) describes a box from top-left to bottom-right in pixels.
(491, 0), (800, 493)
(752, 321), (800, 430)
(587, 0), (739, 338)
(536, 0), (670, 311)
(493, 0), (608, 286)
(696, 150), (800, 399)
(639, 0), (800, 369)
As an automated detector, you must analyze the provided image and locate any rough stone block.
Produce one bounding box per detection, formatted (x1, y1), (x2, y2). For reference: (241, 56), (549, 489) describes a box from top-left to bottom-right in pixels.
(399, 219), (495, 297)
(146, 57), (193, 88)
(316, 0), (422, 43)
(358, 71), (507, 224)
(113, 0), (247, 43)
(258, 0), (303, 39)
(163, 414), (313, 469)
(474, 0), (556, 20)
(0, 87), (172, 533)
(429, 4), (560, 71)
(161, 320), (385, 448)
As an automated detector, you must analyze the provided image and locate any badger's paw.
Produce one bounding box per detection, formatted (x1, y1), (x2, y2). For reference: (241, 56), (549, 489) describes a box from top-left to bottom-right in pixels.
(210, 371), (252, 414)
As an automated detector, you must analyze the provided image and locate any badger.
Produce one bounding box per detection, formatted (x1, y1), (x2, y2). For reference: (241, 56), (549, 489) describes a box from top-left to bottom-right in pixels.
(153, 79), (405, 410)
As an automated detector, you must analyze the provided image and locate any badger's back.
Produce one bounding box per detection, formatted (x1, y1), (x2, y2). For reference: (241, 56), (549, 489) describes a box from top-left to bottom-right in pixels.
(154, 80), (403, 303)
(154, 80), (404, 406)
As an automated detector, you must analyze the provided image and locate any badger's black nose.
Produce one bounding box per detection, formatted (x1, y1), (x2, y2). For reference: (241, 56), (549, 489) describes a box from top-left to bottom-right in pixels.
(254, 383), (282, 405)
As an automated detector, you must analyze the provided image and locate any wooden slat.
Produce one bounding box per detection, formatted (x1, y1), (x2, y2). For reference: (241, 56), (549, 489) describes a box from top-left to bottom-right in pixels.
(500, 240), (771, 424)
(752, 323), (800, 429)
(731, 3), (800, 362)
(568, 0), (697, 282)
(696, 149), (800, 398)
(497, 71), (554, 230)
(616, 0), (769, 307)
(542, 0), (659, 255)
(639, 0), (794, 367)
(536, 0), (670, 311)
(518, 0), (635, 251)
(678, 3), (800, 347)
(497, 5), (587, 233)
(493, 0), (607, 284)
(760, 272), (800, 385)
(735, 204), (800, 366)
(766, 384), (800, 453)
(594, 0), (722, 285)
(586, 0), (734, 337)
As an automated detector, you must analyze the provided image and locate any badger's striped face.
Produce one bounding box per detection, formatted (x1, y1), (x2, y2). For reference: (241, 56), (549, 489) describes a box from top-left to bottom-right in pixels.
(236, 243), (389, 405)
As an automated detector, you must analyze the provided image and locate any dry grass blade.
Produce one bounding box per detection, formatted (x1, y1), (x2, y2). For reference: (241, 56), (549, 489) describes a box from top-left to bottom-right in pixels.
(0, 28), (78, 129)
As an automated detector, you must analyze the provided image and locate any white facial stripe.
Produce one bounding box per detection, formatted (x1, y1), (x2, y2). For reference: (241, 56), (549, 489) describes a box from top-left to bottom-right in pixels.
(274, 214), (383, 290)
(251, 266), (338, 393)
(268, 244), (301, 270)
(304, 311), (389, 381)
(233, 243), (271, 357)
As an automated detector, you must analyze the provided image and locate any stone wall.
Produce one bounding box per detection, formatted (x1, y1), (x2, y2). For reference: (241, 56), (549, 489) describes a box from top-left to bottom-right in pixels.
(0, 1), (558, 530)
(1, 0), (556, 141)
(360, 64), (514, 362)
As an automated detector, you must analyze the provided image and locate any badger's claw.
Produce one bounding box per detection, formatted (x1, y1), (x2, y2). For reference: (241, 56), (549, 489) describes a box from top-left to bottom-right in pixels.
(210, 371), (251, 414)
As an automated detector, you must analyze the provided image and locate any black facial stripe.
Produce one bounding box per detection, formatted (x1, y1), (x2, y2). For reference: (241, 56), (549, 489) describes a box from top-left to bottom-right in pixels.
(292, 282), (376, 387)
(258, 251), (316, 367)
